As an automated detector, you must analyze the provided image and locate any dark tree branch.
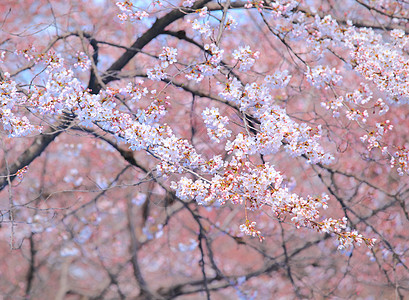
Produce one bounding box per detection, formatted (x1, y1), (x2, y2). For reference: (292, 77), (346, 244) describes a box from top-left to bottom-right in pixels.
(24, 233), (36, 297)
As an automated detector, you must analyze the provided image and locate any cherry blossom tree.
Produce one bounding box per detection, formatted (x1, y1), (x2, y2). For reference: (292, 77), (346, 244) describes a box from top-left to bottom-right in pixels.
(0, 0), (408, 298)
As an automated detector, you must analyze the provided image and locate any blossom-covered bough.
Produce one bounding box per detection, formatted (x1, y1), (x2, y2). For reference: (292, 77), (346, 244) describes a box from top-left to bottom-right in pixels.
(0, 0), (408, 299)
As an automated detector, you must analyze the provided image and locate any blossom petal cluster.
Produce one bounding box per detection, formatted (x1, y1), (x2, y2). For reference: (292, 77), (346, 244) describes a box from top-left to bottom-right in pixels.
(202, 107), (232, 142)
(232, 45), (260, 71)
(0, 73), (38, 137)
(116, 1), (149, 22)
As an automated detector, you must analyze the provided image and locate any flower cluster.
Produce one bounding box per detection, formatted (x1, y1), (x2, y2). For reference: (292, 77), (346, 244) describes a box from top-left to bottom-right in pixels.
(252, 110), (333, 164)
(170, 156), (368, 249)
(244, 0), (265, 11)
(185, 65), (205, 83)
(147, 47), (178, 81)
(240, 221), (264, 241)
(204, 43), (224, 65)
(374, 98), (389, 116)
(350, 38), (409, 105)
(272, 190), (330, 228)
(313, 217), (376, 249)
(16, 45), (36, 61)
(321, 97), (343, 118)
(184, 44), (224, 83)
(218, 78), (243, 102)
(225, 133), (257, 158)
(200, 155), (224, 174)
(264, 70), (292, 89)
(391, 146), (409, 176)
(232, 45), (260, 71)
(196, 6), (208, 17)
(333, 83), (374, 123)
(116, 1), (149, 22)
(0, 73), (38, 137)
(300, 11), (409, 105)
(16, 166), (29, 181)
(225, 15), (238, 30)
(316, 217), (347, 235)
(216, 73), (334, 165)
(360, 120), (393, 151)
(306, 65), (342, 89)
(344, 83), (373, 105)
(158, 46), (177, 68)
(136, 95), (169, 124)
(119, 81), (149, 103)
(337, 231), (376, 250)
(202, 107), (232, 143)
(30, 57), (84, 116)
(170, 177), (210, 204)
(0, 52), (84, 137)
(147, 65), (166, 81)
(4, 51), (204, 182)
(74, 51), (91, 71)
(345, 107), (369, 123)
(390, 29), (409, 48)
(190, 19), (212, 38)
